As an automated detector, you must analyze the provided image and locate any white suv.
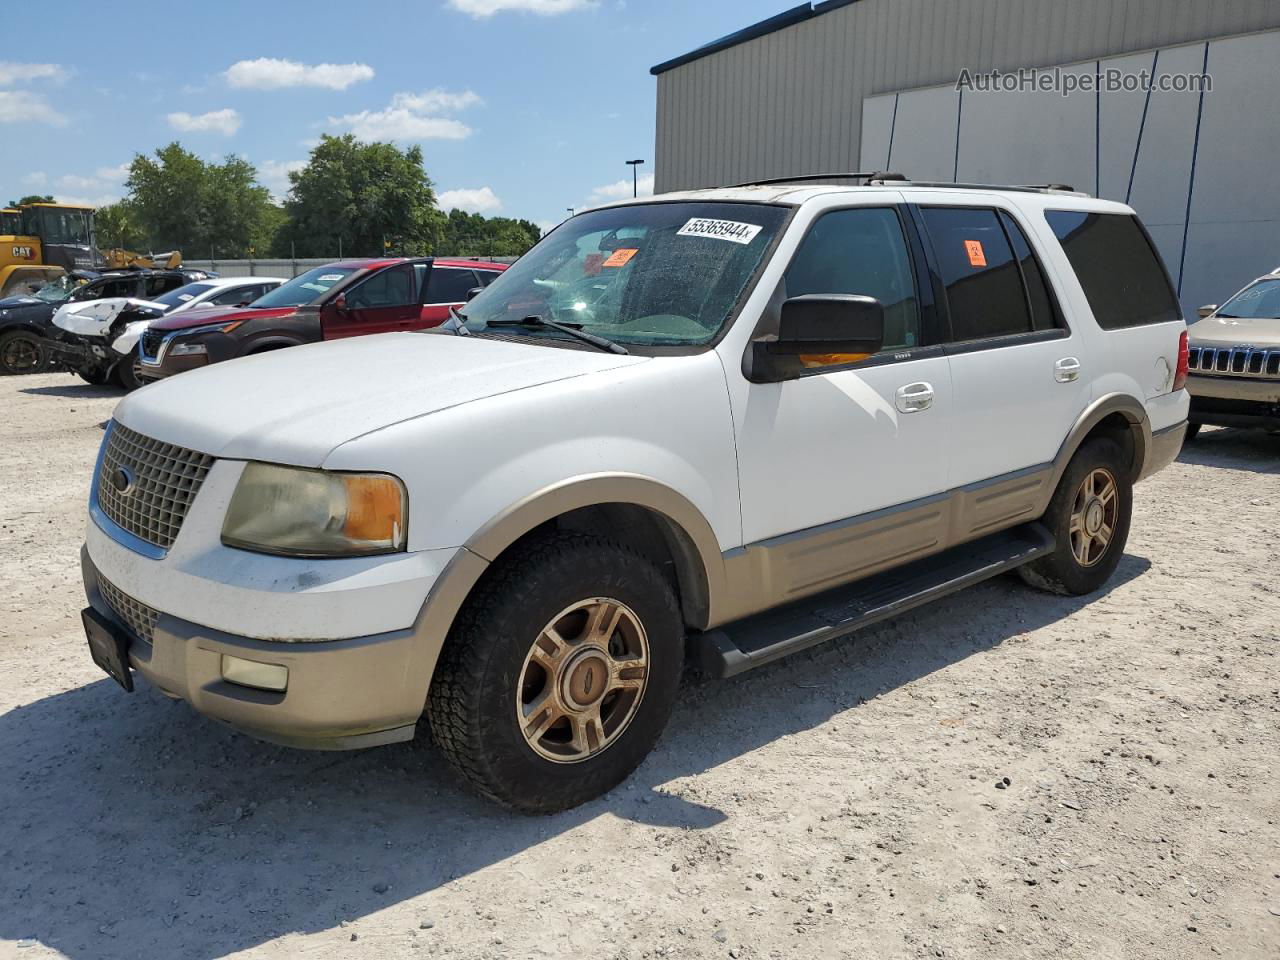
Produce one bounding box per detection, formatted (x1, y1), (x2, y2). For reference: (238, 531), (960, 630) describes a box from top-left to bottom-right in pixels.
(79, 178), (1190, 811)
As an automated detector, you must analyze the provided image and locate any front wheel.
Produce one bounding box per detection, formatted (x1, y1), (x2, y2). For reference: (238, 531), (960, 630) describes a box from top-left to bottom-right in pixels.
(0, 330), (47, 375)
(426, 532), (683, 812)
(1184, 422), (1202, 442)
(1019, 437), (1133, 595)
(115, 358), (144, 391)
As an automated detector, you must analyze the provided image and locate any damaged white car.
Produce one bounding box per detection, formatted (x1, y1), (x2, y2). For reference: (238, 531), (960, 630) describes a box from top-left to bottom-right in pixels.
(45, 276), (284, 389)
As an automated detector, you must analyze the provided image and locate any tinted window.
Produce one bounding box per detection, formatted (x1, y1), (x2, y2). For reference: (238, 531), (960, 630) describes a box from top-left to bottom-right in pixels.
(475, 269), (502, 286)
(425, 267), (479, 304)
(922, 207), (1033, 341)
(75, 278), (133, 301)
(347, 264), (416, 308)
(999, 211), (1060, 331)
(1045, 211), (1181, 328)
(151, 282), (214, 309)
(144, 275), (184, 298)
(210, 286), (255, 306)
(783, 207), (920, 350)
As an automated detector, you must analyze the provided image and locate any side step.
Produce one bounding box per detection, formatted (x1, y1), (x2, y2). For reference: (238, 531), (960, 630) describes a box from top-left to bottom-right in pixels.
(690, 522), (1055, 678)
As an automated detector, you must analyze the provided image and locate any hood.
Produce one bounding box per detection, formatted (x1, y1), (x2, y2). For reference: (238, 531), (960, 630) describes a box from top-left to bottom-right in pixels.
(53, 297), (164, 336)
(1189, 314), (1280, 349)
(115, 331), (647, 466)
(149, 303), (295, 332)
(0, 297), (57, 321)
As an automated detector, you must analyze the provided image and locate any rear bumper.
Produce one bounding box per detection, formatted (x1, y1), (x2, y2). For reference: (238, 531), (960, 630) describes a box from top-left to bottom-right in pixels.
(1138, 420), (1186, 481)
(82, 545), (436, 749)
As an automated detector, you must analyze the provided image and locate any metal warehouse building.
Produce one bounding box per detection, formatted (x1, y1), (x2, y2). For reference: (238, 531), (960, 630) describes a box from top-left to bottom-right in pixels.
(650, 0), (1280, 315)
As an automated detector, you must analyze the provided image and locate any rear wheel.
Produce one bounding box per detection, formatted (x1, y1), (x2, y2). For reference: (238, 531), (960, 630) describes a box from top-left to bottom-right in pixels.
(1019, 437), (1132, 596)
(115, 358), (144, 391)
(426, 532), (683, 812)
(0, 330), (47, 375)
(1184, 422), (1202, 442)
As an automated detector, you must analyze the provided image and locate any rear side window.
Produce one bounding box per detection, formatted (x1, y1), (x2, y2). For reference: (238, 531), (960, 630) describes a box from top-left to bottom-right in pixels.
(999, 211), (1060, 331)
(144, 275), (184, 297)
(475, 269), (502, 286)
(1044, 211), (1181, 328)
(921, 207), (1034, 341)
(783, 207), (921, 350)
(425, 267), (479, 304)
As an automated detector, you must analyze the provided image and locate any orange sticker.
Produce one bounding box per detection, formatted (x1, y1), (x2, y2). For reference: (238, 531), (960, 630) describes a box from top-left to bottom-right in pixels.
(602, 248), (638, 268)
(964, 239), (987, 267)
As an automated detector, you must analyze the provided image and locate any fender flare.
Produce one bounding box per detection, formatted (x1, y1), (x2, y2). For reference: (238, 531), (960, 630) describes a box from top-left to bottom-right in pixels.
(1049, 393), (1151, 493)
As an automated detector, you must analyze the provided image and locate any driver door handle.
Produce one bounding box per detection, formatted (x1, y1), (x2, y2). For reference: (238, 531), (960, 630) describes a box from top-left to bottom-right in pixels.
(896, 381), (934, 413)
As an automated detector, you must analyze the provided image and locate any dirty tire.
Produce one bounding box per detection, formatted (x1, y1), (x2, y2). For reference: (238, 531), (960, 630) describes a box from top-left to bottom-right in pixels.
(75, 367), (112, 386)
(115, 359), (143, 391)
(0, 329), (47, 375)
(426, 532), (683, 813)
(1184, 422), (1201, 442)
(1019, 437), (1132, 596)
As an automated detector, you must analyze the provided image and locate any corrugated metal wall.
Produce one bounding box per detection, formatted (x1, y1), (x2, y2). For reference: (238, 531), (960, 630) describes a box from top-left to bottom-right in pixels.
(654, 0), (1280, 191)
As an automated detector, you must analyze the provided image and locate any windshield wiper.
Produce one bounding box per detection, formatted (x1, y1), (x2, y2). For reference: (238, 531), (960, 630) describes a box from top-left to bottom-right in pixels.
(445, 304), (471, 335)
(486, 315), (628, 355)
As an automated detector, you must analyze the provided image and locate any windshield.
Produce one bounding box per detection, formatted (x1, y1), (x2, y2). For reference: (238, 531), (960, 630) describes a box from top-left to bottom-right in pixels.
(39, 207), (92, 246)
(1216, 278), (1280, 319)
(31, 274), (86, 303)
(251, 265), (360, 308)
(460, 202), (787, 347)
(150, 282), (215, 311)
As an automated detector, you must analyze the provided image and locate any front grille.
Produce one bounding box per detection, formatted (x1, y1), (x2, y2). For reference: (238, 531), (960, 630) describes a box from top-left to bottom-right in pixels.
(98, 575), (159, 644)
(1188, 345), (1280, 379)
(97, 423), (214, 550)
(140, 328), (164, 361)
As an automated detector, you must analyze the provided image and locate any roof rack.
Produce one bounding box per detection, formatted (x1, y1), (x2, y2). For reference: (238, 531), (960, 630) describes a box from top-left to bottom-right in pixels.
(730, 172), (1086, 196)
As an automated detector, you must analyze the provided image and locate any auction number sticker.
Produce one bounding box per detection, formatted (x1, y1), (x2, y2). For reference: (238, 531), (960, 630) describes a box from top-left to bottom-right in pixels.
(677, 218), (762, 245)
(964, 239), (987, 267)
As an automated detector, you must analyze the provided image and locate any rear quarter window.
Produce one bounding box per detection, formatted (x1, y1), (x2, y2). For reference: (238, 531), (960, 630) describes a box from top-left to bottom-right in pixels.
(1044, 211), (1181, 329)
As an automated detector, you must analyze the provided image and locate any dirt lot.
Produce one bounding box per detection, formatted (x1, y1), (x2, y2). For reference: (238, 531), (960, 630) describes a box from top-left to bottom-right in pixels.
(1, 369), (1277, 960)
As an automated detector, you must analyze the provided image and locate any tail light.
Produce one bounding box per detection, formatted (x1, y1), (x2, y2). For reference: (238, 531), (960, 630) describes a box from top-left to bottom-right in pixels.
(1172, 329), (1189, 391)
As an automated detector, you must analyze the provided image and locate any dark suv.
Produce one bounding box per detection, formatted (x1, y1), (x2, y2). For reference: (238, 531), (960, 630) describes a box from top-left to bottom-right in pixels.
(138, 257), (506, 382)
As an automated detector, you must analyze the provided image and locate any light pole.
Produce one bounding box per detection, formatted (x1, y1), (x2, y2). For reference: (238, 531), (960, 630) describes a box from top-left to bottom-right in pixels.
(625, 159), (645, 198)
(566, 207), (575, 217)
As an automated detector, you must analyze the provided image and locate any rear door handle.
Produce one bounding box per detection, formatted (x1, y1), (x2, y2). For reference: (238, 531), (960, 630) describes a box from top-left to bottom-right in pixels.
(1055, 357), (1081, 382)
(896, 381), (934, 413)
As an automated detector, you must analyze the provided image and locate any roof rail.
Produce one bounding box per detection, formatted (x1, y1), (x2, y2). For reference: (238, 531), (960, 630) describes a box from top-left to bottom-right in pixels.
(727, 172), (1087, 196)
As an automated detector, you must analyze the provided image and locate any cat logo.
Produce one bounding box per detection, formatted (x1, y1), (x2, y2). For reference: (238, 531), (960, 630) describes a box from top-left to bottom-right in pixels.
(11, 245), (34, 260)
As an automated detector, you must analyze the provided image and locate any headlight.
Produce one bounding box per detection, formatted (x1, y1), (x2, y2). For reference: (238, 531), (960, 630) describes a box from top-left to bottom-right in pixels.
(222, 463), (407, 557)
(168, 341), (207, 356)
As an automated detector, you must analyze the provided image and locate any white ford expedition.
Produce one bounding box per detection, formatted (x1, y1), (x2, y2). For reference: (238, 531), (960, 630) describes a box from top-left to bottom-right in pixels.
(80, 178), (1190, 811)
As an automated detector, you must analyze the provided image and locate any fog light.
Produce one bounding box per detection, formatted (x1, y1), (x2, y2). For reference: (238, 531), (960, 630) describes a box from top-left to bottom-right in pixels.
(220, 654), (288, 692)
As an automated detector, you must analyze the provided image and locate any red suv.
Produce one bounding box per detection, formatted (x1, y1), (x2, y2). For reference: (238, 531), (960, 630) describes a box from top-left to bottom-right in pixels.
(137, 257), (506, 382)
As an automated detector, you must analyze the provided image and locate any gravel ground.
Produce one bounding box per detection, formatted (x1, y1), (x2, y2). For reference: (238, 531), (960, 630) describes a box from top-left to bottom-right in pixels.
(1, 369), (1277, 960)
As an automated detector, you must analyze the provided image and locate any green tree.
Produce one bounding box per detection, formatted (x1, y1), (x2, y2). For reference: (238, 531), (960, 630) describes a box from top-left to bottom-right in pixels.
(438, 209), (541, 257)
(278, 135), (444, 257)
(93, 201), (145, 250)
(7, 194), (55, 206)
(125, 143), (276, 257)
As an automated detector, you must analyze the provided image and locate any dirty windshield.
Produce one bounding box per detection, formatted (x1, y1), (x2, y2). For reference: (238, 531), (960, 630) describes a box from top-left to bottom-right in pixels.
(251, 265), (359, 308)
(1217, 278), (1280, 319)
(461, 202), (787, 347)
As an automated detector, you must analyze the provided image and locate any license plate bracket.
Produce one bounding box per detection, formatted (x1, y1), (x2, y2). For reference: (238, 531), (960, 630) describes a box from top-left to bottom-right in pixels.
(82, 606), (134, 692)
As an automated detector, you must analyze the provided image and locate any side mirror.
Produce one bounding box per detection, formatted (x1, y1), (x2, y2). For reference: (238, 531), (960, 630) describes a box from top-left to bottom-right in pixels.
(333, 292), (348, 312)
(236, 299), (251, 307)
(1197, 304), (1217, 319)
(747, 294), (885, 383)
(465, 286), (483, 302)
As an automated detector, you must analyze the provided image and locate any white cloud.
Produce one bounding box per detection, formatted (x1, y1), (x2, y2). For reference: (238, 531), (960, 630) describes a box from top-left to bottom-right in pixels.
(54, 164), (130, 193)
(438, 186), (502, 214)
(225, 58), (374, 91)
(0, 90), (66, 125)
(167, 108), (241, 135)
(259, 159), (306, 200)
(95, 162), (131, 183)
(52, 192), (122, 208)
(447, 0), (596, 17)
(585, 171), (654, 207)
(21, 171), (47, 187)
(327, 88), (480, 142)
(0, 62), (66, 86)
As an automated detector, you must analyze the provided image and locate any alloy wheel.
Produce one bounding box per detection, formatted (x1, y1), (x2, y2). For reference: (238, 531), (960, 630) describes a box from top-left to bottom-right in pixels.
(1, 336), (40, 374)
(1069, 467), (1119, 567)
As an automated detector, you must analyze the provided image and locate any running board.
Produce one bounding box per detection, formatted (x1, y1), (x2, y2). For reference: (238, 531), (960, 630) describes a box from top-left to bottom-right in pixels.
(690, 522), (1055, 678)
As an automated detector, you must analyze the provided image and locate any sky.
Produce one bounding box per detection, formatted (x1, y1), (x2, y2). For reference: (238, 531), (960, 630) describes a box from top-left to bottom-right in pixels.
(0, 0), (786, 235)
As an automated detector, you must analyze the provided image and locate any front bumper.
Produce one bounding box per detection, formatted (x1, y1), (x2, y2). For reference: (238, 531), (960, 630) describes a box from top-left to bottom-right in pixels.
(42, 331), (111, 371)
(1187, 373), (1280, 430)
(83, 546), (436, 749)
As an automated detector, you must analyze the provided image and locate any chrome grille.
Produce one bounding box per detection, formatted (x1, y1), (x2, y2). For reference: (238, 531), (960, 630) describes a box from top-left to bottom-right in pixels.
(98, 575), (159, 644)
(1187, 345), (1280, 379)
(97, 423), (214, 550)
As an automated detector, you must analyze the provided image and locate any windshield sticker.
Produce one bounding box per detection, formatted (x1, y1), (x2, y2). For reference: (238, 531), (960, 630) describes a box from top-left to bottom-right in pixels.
(178, 294), (194, 301)
(964, 239), (987, 267)
(677, 218), (762, 245)
(602, 248), (639, 268)
(318, 274), (344, 282)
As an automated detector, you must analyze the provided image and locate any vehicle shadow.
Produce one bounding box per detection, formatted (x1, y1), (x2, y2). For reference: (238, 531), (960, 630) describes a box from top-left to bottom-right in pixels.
(1177, 426), (1280, 474)
(0, 554), (1149, 958)
(20, 383), (125, 399)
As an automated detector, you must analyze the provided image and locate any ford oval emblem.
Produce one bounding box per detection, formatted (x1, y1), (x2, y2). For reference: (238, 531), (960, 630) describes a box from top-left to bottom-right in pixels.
(111, 466), (135, 495)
